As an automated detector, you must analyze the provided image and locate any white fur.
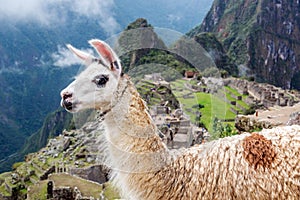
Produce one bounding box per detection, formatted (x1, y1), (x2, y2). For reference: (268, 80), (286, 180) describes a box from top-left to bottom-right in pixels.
(60, 63), (119, 112)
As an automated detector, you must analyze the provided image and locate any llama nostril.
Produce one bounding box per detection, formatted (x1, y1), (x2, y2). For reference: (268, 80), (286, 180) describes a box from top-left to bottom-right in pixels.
(62, 92), (73, 100)
(63, 99), (73, 110)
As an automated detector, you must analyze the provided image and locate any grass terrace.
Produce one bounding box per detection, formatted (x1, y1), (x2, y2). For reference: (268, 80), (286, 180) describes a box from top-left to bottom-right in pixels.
(49, 174), (120, 199)
(171, 79), (251, 133)
(27, 180), (48, 200)
(196, 92), (235, 131)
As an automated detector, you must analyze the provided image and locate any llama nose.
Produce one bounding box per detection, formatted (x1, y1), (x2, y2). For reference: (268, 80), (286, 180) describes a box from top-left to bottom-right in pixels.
(61, 92), (73, 100)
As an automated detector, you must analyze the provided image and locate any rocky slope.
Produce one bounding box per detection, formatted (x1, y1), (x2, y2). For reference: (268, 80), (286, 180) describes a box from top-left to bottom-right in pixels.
(0, 112), (119, 199)
(189, 0), (300, 90)
(193, 32), (238, 76)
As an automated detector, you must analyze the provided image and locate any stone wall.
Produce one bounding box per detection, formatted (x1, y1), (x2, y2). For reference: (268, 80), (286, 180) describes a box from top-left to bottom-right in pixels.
(226, 78), (300, 108)
(235, 115), (280, 132)
(169, 120), (190, 127)
(40, 166), (55, 180)
(287, 112), (300, 125)
(69, 165), (109, 184)
(48, 184), (96, 200)
(52, 187), (74, 200)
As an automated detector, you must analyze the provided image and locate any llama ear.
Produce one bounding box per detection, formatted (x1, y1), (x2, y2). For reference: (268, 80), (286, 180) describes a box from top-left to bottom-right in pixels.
(66, 44), (93, 62)
(88, 39), (122, 75)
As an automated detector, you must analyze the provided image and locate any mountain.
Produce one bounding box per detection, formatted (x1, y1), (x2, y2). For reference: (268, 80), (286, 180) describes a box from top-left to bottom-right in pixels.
(0, 109), (74, 173)
(189, 0), (300, 89)
(0, 1), (213, 172)
(192, 32), (238, 76)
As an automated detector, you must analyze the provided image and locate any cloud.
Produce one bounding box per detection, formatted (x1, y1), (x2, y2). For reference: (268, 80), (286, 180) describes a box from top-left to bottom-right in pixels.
(0, 0), (51, 24)
(0, 67), (24, 75)
(70, 0), (120, 34)
(51, 45), (94, 67)
(0, 0), (120, 34)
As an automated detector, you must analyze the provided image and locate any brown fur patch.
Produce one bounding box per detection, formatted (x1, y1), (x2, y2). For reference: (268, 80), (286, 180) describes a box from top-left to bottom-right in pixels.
(242, 133), (276, 170)
(128, 89), (151, 126)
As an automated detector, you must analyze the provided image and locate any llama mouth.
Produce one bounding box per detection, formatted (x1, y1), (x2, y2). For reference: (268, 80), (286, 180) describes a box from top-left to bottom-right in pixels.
(61, 98), (78, 112)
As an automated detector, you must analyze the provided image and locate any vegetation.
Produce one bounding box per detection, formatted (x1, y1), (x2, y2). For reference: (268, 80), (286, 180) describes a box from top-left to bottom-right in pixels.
(193, 32), (238, 76)
(0, 66), (79, 173)
(211, 117), (238, 139)
(102, 182), (121, 200)
(170, 79), (247, 134)
(121, 49), (196, 82)
(27, 173), (120, 199)
(49, 174), (120, 199)
(0, 123), (113, 199)
(27, 180), (48, 200)
(126, 18), (153, 30)
(136, 80), (180, 109)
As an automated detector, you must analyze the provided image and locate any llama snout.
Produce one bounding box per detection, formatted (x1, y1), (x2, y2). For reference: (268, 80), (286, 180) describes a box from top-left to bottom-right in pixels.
(61, 91), (74, 111)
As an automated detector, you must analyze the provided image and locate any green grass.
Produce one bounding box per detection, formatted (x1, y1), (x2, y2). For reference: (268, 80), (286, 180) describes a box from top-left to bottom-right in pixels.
(0, 184), (10, 196)
(103, 182), (121, 200)
(225, 92), (236, 102)
(196, 92), (235, 132)
(176, 96), (198, 123)
(0, 172), (11, 181)
(27, 180), (48, 200)
(224, 86), (250, 110)
(171, 79), (237, 132)
(171, 79), (199, 123)
(49, 173), (120, 199)
(237, 99), (250, 110)
(225, 86), (241, 96)
(170, 79), (186, 93)
(0, 173), (12, 196)
(225, 86), (249, 98)
(170, 79), (254, 135)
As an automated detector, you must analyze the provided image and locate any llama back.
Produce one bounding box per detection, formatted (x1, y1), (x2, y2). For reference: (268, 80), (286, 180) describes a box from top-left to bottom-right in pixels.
(112, 125), (300, 200)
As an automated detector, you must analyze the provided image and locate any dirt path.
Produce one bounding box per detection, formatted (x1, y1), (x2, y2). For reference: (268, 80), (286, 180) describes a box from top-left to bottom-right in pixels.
(251, 103), (300, 125)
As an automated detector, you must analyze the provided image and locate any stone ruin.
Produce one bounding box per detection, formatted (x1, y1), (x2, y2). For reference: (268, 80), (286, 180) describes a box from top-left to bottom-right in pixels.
(287, 111), (300, 125)
(225, 78), (300, 108)
(47, 181), (95, 200)
(151, 105), (209, 149)
(144, 73), (164, 82)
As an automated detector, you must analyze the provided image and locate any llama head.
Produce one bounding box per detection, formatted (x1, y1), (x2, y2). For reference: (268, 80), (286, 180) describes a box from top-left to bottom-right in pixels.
(60, 39), (122, 113)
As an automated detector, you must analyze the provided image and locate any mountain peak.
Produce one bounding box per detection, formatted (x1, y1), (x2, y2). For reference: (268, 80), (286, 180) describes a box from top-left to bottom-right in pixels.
(126, 18), (152, 30)
(190, 0), (300, 89)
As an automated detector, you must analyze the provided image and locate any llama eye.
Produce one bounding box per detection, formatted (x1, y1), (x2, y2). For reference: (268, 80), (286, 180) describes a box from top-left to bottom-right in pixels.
(93, 74), (109, 87)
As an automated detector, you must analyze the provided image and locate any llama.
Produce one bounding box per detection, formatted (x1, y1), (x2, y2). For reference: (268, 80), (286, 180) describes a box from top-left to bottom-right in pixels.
(60, 39), (300, 199)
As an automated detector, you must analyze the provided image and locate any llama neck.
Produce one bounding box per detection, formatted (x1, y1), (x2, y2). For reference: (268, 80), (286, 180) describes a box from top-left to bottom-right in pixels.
(104, 76), (157, 139)
(102, 76), (170, 173)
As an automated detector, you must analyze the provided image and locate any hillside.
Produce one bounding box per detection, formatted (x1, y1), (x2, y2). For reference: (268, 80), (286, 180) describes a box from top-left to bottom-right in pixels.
(0, 109), (74, 176)
(189, 0), (300, 90)
(0, 65), (78, 170)
(0, 113), (120, 199)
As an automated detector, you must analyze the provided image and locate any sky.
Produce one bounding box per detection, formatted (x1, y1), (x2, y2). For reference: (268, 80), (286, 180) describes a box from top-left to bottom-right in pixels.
(52, 45), (95, 67)
(0, 0), (120, 34)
